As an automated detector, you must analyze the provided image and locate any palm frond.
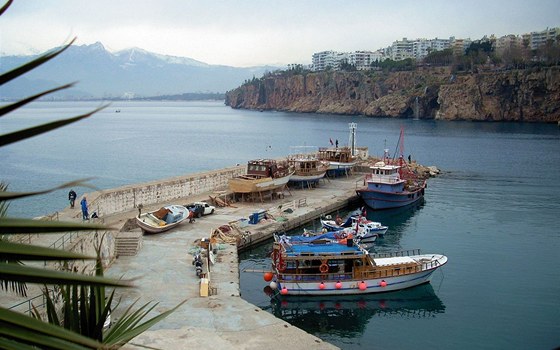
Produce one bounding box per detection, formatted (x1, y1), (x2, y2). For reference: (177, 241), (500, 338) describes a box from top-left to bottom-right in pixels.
(0, 0), (13, 17)
(0, 83), (76, 117)
(0, 241), (93, 261)
(0, 178), (97, 202)
(0, 105), (107, 147)
(0, 218), (110, 234)
(0, 264), (134, 287)
(0, 37), (76, 86)
(0, 307), (103, 349)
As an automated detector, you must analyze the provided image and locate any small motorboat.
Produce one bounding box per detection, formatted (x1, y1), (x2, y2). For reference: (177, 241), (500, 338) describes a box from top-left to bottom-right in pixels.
(136, 205), (191, 234)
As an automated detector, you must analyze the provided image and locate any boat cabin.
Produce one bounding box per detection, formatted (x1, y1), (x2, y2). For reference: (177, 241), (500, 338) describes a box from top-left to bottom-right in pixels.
(317, 147), (354, 163)
(246, 159), (288, 179)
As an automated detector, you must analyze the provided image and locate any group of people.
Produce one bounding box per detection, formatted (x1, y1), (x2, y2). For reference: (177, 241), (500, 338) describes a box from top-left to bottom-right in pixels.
(68, 189), (90, 220)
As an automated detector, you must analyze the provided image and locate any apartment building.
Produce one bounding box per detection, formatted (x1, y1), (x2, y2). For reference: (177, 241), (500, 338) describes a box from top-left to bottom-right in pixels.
(312, 50), (348, 71)
(310, 27), (558, 71)
(528, 27), (560, 50)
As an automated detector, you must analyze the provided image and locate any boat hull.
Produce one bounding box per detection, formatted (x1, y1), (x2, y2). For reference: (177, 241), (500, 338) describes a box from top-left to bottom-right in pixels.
(277, 269), (437, 296)
(273, 253), (447, 296)
(356, 186), (425, 210)
(135, 205), (190, 234)
(229, 173), (292, 193)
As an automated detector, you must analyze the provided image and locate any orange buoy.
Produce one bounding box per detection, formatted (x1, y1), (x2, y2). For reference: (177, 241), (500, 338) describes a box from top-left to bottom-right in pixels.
(263, 272), (273, 282)
(359, 281), (367, 291)
(380, 280), (387, 287)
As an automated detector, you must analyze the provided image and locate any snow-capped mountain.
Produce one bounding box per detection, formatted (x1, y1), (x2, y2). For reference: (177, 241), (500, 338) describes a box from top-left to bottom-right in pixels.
(1, 42), (278, 99)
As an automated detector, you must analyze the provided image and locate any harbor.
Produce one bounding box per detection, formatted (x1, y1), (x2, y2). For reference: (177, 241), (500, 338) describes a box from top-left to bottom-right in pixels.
(4, 101), (559, 349)
(98, 170), (367, 349)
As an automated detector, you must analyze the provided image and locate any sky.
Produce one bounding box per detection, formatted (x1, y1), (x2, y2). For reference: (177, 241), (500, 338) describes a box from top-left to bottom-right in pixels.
(1, 0), (559, 67)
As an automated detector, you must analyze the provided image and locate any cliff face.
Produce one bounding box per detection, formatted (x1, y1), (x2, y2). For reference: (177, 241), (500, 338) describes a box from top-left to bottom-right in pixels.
(225, 67), (560, 123)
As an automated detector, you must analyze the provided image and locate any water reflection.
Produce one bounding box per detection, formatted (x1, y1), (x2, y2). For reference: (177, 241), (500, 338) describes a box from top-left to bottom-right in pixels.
(264, 284), (445, 338)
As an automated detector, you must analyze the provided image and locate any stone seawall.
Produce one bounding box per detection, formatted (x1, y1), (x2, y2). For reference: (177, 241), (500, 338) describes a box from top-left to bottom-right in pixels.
(83, 166), (245, 218)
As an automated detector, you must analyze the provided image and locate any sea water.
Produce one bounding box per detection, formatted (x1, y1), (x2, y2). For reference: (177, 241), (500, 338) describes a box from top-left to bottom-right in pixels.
(2, 100), (559, 349)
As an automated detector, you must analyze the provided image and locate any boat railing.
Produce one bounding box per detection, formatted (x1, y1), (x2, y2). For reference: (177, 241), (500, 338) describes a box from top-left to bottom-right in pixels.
(278, 272), (354, 282)
(364, 173), (402, 184)
(370, 249), (421, 258)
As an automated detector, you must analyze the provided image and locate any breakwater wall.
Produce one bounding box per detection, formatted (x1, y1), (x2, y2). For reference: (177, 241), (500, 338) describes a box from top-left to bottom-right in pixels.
(84, 166), (245, 218)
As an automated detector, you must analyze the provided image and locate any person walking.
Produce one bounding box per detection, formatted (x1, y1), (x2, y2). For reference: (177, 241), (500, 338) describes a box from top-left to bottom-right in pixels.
(68, 189), (77, 208)
(80, 196), (89, 220)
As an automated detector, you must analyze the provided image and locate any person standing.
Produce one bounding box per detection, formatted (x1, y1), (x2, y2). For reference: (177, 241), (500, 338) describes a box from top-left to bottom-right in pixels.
(68, 189), (77, 208)
(80, 196), (89, 220)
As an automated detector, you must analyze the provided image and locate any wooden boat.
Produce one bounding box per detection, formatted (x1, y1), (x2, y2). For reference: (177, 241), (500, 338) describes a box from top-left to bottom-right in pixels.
(287, 147), (329, 187)
(229, 159), (293, 194)
(266, 239), (447, 296)
(317, 146), (357, 176)
(135, 205), (191, 234)
(317, 123), (359, 176)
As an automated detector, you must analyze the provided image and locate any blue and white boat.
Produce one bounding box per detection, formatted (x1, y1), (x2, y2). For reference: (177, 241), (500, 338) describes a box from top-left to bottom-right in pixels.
(267, 238), (447, 296)
(321, 213), (388, 237)
(356, 159), (426, 210)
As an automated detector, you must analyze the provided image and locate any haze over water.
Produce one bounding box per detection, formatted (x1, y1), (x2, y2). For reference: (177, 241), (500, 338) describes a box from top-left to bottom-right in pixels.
(2, 101), (559, 349)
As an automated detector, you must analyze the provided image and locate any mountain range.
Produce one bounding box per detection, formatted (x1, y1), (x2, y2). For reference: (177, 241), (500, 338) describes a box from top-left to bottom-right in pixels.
(0, 42), (279, 100)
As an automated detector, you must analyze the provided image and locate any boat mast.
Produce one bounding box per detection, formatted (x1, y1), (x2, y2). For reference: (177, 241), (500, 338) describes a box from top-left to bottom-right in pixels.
(348, 122), (357, 156)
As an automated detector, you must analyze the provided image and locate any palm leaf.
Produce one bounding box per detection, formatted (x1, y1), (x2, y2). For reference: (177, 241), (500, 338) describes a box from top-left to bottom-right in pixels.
(0, 307), (103, 349)
(0, 178), (97, 202)
(0, 0), (13, 17)
(0, 105), (107, 147)
(0, 218), (109, 234)
(0, 37), (76, 86)
(0, 264), (134, 287)
(0, 83), (76, 117)
(0, 241), (93, 260)
(104, 299), (186, 347)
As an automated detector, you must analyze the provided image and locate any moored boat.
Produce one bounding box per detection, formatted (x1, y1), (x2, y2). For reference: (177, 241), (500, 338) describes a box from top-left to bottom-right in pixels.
(229, 159), (294, 195)
(321, 212), (388, 237)
(266, 238), (447, 296)
(356, 158), (426, 210)
(135, 205), (191, 234)
(356, 129), (426, 210)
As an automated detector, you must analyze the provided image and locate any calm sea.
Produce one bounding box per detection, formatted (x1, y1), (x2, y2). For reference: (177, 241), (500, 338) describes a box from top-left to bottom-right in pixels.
(2, 101), (560, 349)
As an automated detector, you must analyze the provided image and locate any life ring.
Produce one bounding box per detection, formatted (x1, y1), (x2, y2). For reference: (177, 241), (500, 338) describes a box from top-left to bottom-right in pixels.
(271, 250), (279, 264)
(319, 262), (329, 273)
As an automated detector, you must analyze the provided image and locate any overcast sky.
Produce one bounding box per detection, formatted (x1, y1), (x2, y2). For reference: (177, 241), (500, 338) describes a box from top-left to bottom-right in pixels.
(1, 0), (559, 67)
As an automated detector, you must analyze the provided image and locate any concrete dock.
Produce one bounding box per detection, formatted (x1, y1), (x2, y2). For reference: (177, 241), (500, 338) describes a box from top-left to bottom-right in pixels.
(101, 174), (364, 349)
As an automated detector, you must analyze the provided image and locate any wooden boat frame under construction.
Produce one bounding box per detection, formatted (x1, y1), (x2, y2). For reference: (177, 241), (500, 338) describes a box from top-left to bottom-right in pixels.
(229, 159), (294, 201)
(287, 148), (330, 187)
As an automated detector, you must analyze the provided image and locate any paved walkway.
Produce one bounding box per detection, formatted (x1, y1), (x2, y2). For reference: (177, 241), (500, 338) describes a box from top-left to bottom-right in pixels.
(105, 176), (362, 349)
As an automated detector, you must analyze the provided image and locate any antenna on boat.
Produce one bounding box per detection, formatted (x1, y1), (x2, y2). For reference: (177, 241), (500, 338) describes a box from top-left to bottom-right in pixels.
(348, 122), (357, 156)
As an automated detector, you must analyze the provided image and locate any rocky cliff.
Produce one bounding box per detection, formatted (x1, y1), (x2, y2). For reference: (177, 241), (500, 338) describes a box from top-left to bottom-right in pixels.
(225, 67), (560, 123)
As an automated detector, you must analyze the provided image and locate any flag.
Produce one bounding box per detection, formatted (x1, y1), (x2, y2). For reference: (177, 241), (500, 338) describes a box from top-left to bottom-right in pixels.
(329, 138), (334, 145)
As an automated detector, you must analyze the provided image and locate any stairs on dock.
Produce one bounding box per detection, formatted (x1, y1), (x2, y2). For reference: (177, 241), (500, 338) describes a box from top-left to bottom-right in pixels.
(115, 232), (142, 256)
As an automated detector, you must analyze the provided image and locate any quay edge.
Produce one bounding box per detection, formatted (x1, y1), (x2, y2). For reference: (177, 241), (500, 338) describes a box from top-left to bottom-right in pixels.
(10, 158), (436, 349)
